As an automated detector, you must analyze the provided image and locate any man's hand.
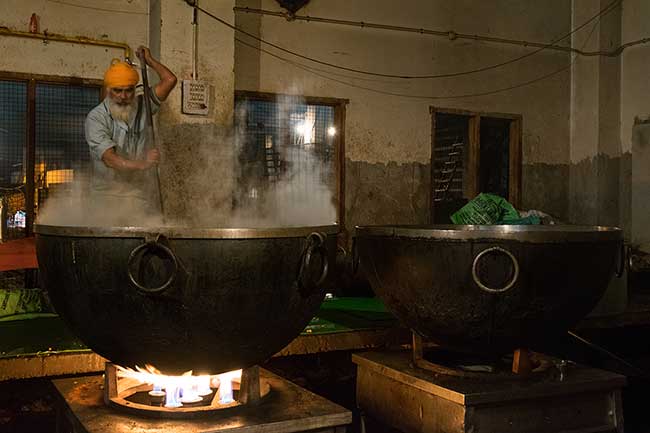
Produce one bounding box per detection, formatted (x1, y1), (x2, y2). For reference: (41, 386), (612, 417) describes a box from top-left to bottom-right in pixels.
(136, 46), (154, 66)
(135, 46), (177, 101)
(146, 148), (160, 163)
(143, 148), (160, 169)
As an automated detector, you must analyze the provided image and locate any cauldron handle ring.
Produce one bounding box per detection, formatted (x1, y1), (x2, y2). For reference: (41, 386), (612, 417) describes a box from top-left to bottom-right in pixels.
(472, 246), (519, 294)
(297, 232), (329, 292)
(127, 238), (179, 294)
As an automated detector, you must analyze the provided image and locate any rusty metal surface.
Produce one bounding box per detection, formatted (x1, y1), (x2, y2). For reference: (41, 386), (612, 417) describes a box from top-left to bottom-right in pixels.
(354, 350), (625, 433)
(34, 224), (339, 239)
(355, 224), (623, 353)
(36, 227), (338, 375)
(353, 351), (626, 404)
(53, 369), (352, 433)
(356, 224), (622, 242)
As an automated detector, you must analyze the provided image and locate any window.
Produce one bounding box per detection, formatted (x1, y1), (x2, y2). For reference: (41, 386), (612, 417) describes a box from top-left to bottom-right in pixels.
(0, 74), (101, 238)
(234, 91), (346, 226)
(431, 107), (522, 223)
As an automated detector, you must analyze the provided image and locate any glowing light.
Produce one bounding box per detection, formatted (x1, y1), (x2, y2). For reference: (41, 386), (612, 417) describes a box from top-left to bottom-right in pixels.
(217, 369), (242, 404)
(295, 121), (315, 143)
(327, 126), (336, 137)
(115, 364), (242, 408)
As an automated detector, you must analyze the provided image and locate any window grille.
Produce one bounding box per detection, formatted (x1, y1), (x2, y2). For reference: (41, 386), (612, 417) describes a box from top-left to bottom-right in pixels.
(35, 83), (100, 210)
(0, 81), (28, 240)
(234, 96), (338, 224)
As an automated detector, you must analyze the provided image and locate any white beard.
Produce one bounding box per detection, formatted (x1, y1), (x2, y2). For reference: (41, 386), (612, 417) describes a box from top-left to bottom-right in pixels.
(109, 100), (135, 123)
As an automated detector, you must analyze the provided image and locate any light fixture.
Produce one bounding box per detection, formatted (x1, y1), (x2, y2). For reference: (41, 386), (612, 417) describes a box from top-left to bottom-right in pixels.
(327, 126), (336, 137)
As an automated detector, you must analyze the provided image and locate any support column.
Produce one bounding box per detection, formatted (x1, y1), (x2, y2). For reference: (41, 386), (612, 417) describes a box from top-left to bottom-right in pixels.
(152, 0), (236, 224)
(569, 0), (621, 226)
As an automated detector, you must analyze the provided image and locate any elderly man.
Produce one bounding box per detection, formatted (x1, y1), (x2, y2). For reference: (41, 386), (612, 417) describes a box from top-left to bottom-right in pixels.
(85, 46), (176, 223)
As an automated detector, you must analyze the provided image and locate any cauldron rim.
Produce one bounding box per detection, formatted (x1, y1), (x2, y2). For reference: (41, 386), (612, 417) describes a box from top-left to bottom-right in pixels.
(355, 224), (622, 242)
(34, 223), (339, 239)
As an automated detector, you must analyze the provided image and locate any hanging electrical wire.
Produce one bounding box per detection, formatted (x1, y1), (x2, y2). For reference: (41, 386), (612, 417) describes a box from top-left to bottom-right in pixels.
(194, 0), (620, 80)
(234, 10), (601, 101)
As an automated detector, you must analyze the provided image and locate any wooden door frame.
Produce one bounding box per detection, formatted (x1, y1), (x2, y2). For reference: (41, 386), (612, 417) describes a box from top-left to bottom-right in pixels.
(430, 107), (523, 212)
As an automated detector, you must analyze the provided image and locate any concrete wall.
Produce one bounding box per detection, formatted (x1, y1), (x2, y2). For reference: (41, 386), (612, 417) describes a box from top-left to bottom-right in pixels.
(1, 0), (236, 225)
(235, 0), (573, 232)
(621, 0), (650, 250)
(569, 0), (622, 227)
(0, 0), (148, 77)
(155, 1), (236, 225)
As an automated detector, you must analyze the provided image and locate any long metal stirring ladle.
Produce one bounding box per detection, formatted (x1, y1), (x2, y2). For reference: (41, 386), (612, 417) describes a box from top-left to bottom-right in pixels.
(136, 50), (165, 218)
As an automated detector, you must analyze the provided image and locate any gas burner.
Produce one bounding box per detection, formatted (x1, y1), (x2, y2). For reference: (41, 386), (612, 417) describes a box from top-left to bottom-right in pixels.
(411, 332), (553, 380)
(353, 350), (625, 433)
(104, 363), (270, 418)
(52, 366), (352, 432)
(416, 347), (554, 380)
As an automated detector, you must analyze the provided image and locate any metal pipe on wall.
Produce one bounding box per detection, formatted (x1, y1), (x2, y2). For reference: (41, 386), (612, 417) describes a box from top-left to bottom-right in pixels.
(233, 6), (641, 57)
(0, 27), (132, 60)
(192, 0), (199, 80)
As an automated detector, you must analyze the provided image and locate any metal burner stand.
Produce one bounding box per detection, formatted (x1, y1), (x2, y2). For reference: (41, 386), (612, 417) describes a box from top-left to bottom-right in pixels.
(353, 348), (625, 433)
(52, 368), (351, 433)
(103, 363), (271, 418)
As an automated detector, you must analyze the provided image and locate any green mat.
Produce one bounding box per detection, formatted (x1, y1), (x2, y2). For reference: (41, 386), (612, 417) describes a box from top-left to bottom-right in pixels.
(0, 315), (88, 358)
(302, 297), (396, 335)
(0, 297), (396, 358)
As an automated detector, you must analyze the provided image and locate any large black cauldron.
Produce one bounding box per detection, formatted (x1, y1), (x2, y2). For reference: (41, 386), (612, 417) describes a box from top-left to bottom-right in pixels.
(35, 224), (337, 374)
(355, 225), (623, 354)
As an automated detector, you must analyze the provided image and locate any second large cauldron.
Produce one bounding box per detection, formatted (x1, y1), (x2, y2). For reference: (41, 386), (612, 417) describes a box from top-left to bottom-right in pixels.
(355, 225), (623, 354)
(35, 224), (337, 374)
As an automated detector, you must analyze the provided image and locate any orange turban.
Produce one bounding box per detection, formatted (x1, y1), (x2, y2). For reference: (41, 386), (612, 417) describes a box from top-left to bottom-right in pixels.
(103, 59), (139, 88)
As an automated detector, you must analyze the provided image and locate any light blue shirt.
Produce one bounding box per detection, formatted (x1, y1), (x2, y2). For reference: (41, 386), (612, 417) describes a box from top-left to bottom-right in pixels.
(84, 89), (160, 204)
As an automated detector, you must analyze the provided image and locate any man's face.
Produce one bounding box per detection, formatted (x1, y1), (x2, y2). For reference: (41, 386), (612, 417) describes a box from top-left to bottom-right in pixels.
(108, 86), (135, 105)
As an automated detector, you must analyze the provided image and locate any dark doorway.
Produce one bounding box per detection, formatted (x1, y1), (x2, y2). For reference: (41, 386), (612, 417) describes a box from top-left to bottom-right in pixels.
(430, 108), (521, 224)
(479, 117), (511, 199)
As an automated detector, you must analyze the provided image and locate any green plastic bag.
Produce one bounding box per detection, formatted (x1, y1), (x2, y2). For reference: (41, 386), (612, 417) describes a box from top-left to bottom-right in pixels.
(0, 289), (43, 319)
(450, 193), (520, 225)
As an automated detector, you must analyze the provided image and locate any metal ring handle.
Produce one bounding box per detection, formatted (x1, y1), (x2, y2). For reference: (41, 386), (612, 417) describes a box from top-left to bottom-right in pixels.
(297, 232), (329, 291)
(127, 241), (179, 294)
(472, 246), (519, 294)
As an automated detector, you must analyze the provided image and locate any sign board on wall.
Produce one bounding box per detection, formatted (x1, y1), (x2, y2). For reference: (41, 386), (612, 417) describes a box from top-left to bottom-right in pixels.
(181, 80), (209, 115)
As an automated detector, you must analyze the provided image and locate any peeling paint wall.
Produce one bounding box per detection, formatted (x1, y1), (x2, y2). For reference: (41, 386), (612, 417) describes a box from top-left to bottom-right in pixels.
(155, 1), (236, 224)
(235, 0), (573, 230)
(0, 0), (148, 77)
(3, 1), (646, 236)
(569, 0), (622, 227)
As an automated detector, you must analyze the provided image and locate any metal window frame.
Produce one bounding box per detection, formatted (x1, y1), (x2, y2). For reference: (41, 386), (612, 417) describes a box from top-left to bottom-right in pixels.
(234, 90), (348, 233)
(0, 71), (103, 236)
(430, 106), (523, 218)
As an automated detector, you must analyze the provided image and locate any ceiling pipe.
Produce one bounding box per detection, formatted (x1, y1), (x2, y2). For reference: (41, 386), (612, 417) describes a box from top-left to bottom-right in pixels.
(233, 6), (644, 57)
(0, 27), (132, 60)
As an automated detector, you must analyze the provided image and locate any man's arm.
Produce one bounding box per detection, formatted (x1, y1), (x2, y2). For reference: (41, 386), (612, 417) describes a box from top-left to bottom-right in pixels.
(86, 110), (160, 171)
(137, 46), (177, 101)
(102, 147), (160, 171)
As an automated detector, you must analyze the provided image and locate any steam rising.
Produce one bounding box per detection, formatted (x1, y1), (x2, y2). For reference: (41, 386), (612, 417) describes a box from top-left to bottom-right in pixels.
(37, 94), (338, 228)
